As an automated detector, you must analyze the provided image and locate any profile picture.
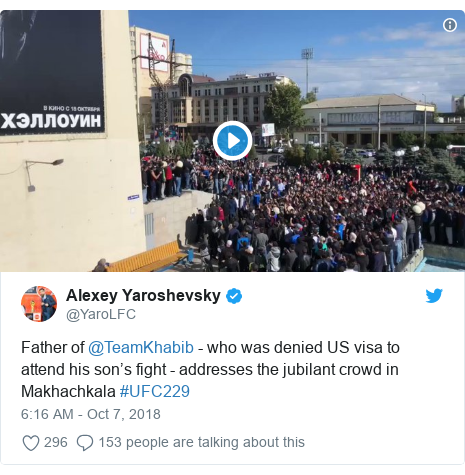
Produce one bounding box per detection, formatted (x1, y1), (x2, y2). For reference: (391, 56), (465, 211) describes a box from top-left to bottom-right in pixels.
(21, 286), (57, 322)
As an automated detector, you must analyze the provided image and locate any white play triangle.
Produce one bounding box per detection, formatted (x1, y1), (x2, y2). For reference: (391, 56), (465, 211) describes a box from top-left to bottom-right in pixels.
(228, 132), (240, 149)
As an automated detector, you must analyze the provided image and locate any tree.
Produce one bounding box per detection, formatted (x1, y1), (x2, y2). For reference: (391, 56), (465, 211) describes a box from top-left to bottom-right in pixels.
(284, 144), (305, 166)
(365, 143), (374, 150)
(184, 134), (195, 158)
(304, 144), (318, 165)
(156, 140), (170, 158)
(248, 144), (257, 161)
(394, 131), (417, 149)
(301, 91), (317, 105)
(264, 82), (306, 140)
(378, 143), (394, 167)
(345, 149), (360, 166)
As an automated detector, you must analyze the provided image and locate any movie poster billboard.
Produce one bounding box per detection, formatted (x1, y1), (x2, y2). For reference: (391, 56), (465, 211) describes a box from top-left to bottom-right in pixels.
(261, 123), (275, 137)
(0, 10), (105, 136)
(140, 33), (168, 72)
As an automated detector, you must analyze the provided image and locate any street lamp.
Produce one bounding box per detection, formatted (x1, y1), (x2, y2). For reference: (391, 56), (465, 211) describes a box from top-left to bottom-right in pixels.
(25, 159), (65, 193)
(422, 94), (427, 148)
(411, 145), (419, 171)
(395, 150), (405, 176)
(447, 144), (454, 163)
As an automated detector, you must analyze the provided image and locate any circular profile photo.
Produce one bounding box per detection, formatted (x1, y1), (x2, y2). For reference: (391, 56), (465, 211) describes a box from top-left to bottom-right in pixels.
(21, 286), (57, 322)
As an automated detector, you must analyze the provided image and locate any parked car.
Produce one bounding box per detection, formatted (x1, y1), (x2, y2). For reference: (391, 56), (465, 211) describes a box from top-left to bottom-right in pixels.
(272, 147), (284, 154)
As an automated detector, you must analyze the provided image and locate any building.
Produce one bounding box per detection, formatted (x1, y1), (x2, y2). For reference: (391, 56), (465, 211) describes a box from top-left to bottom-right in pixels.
(294, 94), (465, 148)
(129, 26), (192, 117)
(0, 11), (146, 271)
(151, 72), (291, 140)
(452, 95), (465, 113)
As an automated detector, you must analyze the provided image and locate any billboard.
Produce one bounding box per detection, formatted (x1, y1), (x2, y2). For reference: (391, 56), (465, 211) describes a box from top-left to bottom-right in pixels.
(0, 10), (105, 136)
(140, 33), (168, 72)
(261, 123), (275, 137)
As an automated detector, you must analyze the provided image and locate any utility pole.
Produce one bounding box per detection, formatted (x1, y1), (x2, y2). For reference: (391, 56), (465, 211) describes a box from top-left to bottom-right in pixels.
(377, 97), (382, 150)
(422, 94), (427, 148)
(301, 48), (313, 98)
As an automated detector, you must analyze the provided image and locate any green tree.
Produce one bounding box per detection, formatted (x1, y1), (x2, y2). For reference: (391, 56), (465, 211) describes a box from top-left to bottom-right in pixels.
(394, 131), (418, 149)
(304, 144), (318, 165)
(264, 82), (306, 140)
(284, 144), (305, 166)
(365, 143), (374, 150)
(345, 149), (360, 166)
(184, 134), (195, 158)
(300, 91), (317, 105)
(378, 143), (394, 167)
(248, 144), (257, 160)
(156, 140), (170, 158)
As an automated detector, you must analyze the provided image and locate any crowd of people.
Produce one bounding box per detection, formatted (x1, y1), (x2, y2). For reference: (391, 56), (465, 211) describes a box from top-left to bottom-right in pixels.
(141, 145), (465, 272)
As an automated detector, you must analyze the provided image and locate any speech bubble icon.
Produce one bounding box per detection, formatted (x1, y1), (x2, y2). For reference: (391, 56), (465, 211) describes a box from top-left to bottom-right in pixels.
(77, 434), (93, 451)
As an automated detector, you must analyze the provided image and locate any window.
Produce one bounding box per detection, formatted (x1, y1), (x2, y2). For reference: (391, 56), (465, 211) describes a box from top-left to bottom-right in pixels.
(233, 98), (238, 106)
(197, 100), (200, 107)
(257, 85), (260, 93)
(254, 106), (259, 114)
(265, 85), (268, 92)
(233, 116), (238, 121)
(243, 116), (249, 123)
(214, 108), (218, 116)
(243, 98), (248, 106)
(214, 99), (218, 107)
(233, 108), (238, 115)
(205, 108), (209, 116)
(204, 90), (208, 96)
(253, 97), (259, 105)
(224, 87), (238, 95)
(269, 84), (273, 91)
(217, 88), (221, 95)
(197, 109), (201, 116)
(208, 89), (211, 96)
(223, 99), (228, 107)
(254, 115), (259, 122)
(245, 86), (249, 93)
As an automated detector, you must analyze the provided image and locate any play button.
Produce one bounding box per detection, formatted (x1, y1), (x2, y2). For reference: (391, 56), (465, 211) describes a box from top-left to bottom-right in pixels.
(213, 121), (253, 161)
(228, 132), (240, 149)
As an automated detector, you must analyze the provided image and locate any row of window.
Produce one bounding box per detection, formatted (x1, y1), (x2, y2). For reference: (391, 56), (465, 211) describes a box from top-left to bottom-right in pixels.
(193, 97), (260, 107)
(192, 84), (273, 97)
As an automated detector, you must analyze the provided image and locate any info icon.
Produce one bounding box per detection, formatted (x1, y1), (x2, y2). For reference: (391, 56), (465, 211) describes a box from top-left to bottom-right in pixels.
(443, 18), (457, 32)
(213, 121), (252, 161)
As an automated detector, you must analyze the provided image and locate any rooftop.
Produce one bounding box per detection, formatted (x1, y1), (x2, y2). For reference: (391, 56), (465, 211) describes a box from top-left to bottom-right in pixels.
(302, 94), (429, 109)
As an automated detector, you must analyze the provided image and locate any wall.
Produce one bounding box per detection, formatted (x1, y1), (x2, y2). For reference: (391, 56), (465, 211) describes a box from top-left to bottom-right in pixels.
(0, 11), (146, 271)
(146, 191), (213, 248)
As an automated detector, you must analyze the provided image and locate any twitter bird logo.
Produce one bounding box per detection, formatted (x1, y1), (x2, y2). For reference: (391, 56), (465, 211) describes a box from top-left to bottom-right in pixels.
(426, 289), (443, 303)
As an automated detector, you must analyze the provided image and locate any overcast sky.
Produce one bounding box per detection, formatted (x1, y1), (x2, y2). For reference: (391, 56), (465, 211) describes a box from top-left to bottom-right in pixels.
(129, 10), (465, 112)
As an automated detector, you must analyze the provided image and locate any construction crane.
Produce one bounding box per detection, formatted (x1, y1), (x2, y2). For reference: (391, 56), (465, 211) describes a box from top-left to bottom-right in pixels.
(133, 34), (191, 136)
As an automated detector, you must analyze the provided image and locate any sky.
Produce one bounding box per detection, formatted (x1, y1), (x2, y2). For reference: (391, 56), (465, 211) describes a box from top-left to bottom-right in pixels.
(129, 10), (465, 112)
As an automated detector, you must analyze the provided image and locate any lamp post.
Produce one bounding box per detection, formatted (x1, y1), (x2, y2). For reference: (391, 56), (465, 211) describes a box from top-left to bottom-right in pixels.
(25, 159), (65, 193)
(422, 94), (427, 148)
(395, 150), (405, 177)
(447, 144), (454, 163)
(410, 145), (419, 173)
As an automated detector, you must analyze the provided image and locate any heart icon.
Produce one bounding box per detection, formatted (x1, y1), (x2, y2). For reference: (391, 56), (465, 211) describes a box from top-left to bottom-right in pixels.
(23, 435), (40, 451)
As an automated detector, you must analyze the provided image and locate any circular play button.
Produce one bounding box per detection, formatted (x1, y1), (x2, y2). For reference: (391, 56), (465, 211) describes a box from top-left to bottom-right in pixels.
(213, 121), (253, 161)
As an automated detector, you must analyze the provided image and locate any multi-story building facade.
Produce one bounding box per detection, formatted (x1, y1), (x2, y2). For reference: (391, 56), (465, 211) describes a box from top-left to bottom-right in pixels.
(294, 94), (465, 148)
(151, 73), (290, 140)
(129, 26), (192, 116)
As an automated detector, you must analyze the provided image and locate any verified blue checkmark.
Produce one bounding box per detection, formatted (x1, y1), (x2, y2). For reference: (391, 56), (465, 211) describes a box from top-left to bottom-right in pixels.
(226, 288), (242, 304)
